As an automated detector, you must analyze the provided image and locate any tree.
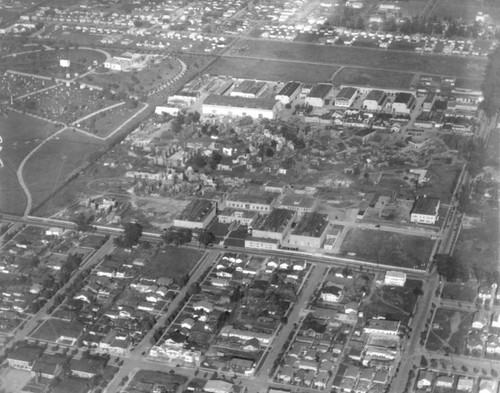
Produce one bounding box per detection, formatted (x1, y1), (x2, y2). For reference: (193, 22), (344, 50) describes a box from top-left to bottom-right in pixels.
(116, 222), (143, 248)
(73, 213), (94, 232)
(198, 231), (215, 248)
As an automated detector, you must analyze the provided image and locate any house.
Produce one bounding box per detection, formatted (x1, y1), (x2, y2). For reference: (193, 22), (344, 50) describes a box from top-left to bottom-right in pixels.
(335, 87), (358, 108)
(491, 313), (500, 329)
(436, 376), (454, 388)
(416, 370), (434, 389)
(70, 358), (104, 379)
(203, 380), (233, 393)
(278, 365), (294, 382)
(230, 358), (255, 375)
(479, 379), (498, 393)
(472, 311), (489, 330)
(320, 283), (343, 303)
(410, 196), (440, 225)
(7, 346), (43, 371)
(466, 332), (484, 352)
(192, 301), (214, 313)
(384, 271), (407, 287)
(457, 376), (474, 392)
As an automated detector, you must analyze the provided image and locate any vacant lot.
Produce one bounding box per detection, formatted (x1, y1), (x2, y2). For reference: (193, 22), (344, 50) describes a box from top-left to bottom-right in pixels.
(0, 368), (32, 393)
(339, 228), (434, 269)
(441, 283), (477, 302)
(206, 56), (341, 83)
(230, 39), (487, 77)
(23, 128), (106, 215)
(332, 67), (414, 89)
(146, 246), (204, 279)
(424, 164), (463, 203)
(0, 112), (62, 214)
(426, 308), (474, 354)
(365, 279), (423, 324)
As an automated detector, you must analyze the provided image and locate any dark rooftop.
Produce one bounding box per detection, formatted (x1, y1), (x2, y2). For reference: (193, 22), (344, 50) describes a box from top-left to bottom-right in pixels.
(364, 89), (386, 104)
(276, 81), (302, 97)
(336, 87), (358, 100)
(308, 83), (333, 99)
(254, 208), (295, 232)
(411, 196), (440, 216)
(291, 212), (329, 238)
(176, 199), (216, 222)
(393, 92), (415, 105)
(204, 94), (276, 110)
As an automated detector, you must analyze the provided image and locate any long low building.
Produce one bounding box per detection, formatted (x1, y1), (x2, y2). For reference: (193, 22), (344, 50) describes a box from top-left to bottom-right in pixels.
(275, 81), (302, 105)
(173, 199), (216, 229)
(202, 94), (281, 119)
(251, 208), (297, 242)
(410, 196), (440, 225)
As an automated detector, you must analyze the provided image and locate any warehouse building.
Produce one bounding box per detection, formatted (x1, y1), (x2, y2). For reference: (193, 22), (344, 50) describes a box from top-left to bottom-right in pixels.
(362, 89), (388, 112)
(410, 196), (440, 225)
(229, 80), (267, 98)
(250, 208), (297, 242)
(202, 94), (280, 119)
(279, 195), (317, 215)
(391, 92), (416, 115)
(275, 81), (302, 105)
(287, 212), (330, 249)
(225, 192), (277, 212)
(305, 83), (334, 107)
(334, 87), (358, 107)
(173, 199), (216, 229)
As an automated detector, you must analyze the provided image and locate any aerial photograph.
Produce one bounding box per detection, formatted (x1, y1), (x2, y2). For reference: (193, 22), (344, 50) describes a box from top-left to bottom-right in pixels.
(0, 0), (499, 392)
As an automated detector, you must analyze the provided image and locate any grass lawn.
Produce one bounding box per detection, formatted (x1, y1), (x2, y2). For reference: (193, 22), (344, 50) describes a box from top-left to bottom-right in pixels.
(429, 0), (500, 22)
(206, 56), (341, 83)
(332, 67), (414, 89)
(339, 228), (434, 269)
(425, 308), (474, 354)
(441, 283), (477, 302)
(23, 128), (106, 215)
(145, 246), (204, 279)
(0, 112), (61, 214)
(364, 279), (422, 325)
(231, 39), (487, 77)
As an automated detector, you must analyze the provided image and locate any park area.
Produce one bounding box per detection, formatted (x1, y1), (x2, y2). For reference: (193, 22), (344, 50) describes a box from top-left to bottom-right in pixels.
(23, 128), (106, 215)
(230, 39), (487, 77)
(15, 84), (118, 124)
(0, 112), (63, 214)
(364, 279), (423, 325)
(206, 56), (341, 83)
(426, 308), (474, 355)
(339, 228), (434, 269)
(441, 283), (477, 303)
(332, 67), (414, 89)
(147, 245), (205, 280)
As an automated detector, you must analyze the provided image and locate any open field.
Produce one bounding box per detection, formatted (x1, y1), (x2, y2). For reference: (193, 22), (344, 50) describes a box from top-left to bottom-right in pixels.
(429, 0), (500, 22)
(441, 283), (477, 302)
(0, 112), (62, 214)
(339, 228), (434, 269)
(424, 164), (463, 204)
(426, 308), (474, 354)
(364, 279), (422, 325)
(205, 56), (341, 83)
(229, 39), (487, 77)
(333, 66), (414, 88)
(23, 129), (106, 214)
(146, 246), (204, 280)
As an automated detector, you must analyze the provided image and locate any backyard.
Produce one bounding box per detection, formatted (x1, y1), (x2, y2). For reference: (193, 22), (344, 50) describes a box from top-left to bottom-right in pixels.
(339, 228), (434, 269)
